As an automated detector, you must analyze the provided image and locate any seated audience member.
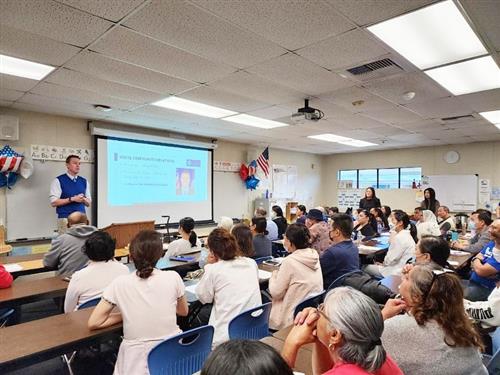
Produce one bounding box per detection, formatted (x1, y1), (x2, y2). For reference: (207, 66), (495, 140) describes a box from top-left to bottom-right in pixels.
(283, 287), (403, 375)
(255, 207), (278, 241)
(371, 207), (390, 232)
(0, 264), (13, 289)
(464, 219), (500, 301)
(327, 207), (339, 217)
(437, 206), (456, 232)
(43, 212), (97, 276)
(420, 187), (440, 215)
(401, 235), (450, 275)
(64, 231), (129, 312)
(231, 223), (254, 257)
(381, 264), (486, 375)
(412, 207), (423, 224)
(295, 205), (307, 225)
(306, 209), (331, 254)
(201, 340), (293, 375)
(381, 205), (392, 219)
(359, 187), (382, 211)
(364, 210), (416, 278)
(251, 217), (272, 258)
(320, 214), (360, 290)
(196, 228), (261, 346)
(269, 224), (323, 330)
(218, 216), (234, 232)
(88, 230), (189, 375)
(271, 205), (288, 239)
(452, 210), (493, 254)
(353, 209), (378, 240)
(165, 217), (201, 257)
(416, 210), (441, 240)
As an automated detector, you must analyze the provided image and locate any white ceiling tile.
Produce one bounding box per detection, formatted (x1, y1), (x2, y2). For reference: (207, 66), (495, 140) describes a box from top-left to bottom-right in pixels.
(363, 105), (423, 124)
(180, 86), (268, 113)
(0, 24), (82, 66)
(321, 86), (395, 113)
(0, 0), (113, 47)
(58, 0), (145, 22)
(396, 119), (445, 131)
(190, 0), (355, 50)
(388, 133), (431, 142)
(326, 0), (436, 26)
(456, 124), (500, 136)
(404, 96), (474, 119)
(0, 88), (24, 101)
(208, 71), (306, 104)
(459, 89), (500, 113)
(12, 101), (107, 120)
(246, 105), (296, 121)
(462, 0), (500, 51)
(16, 92), (108, 117)
(30, 82), (140, 110)
(122, 0), (286, 68)
(91, 27), (236, 83)
(64, 51), (197, 94)
(0, 74), (38, 91)
(0, 100), (13, 107)
(297, 29), (389, 70)
(331, 113), (391, 129)
(369, 126), (412, 137)
(363, 72), (450, 105)
(46, 68), (163, 105)
(247, 53), (353, 95)
(104, 111), (184, 132)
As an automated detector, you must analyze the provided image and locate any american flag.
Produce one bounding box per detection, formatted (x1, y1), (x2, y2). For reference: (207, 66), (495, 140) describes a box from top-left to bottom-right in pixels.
(256, 147), (269, 177)
(0, 145), (23, 173)
(248, 160), (257, 176)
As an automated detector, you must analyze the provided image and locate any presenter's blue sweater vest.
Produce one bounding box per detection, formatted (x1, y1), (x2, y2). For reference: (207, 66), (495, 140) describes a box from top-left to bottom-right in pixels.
(56, 174), (87, 218)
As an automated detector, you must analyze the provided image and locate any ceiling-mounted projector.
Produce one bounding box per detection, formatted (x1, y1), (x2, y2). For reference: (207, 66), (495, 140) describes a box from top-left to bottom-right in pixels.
(291, 99), (324, 123)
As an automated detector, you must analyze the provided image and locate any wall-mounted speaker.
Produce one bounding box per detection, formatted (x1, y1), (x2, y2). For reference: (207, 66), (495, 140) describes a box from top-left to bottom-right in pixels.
(0, 115), (19, 141)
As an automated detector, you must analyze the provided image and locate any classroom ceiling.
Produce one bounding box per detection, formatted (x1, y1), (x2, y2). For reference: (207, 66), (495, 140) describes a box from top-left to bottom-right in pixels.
(0, 0), (500, 154)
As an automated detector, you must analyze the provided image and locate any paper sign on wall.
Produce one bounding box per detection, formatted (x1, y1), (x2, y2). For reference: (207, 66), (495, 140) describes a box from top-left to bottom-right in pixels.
(31, 145), (94, 163)
(214, 161), (240, 172)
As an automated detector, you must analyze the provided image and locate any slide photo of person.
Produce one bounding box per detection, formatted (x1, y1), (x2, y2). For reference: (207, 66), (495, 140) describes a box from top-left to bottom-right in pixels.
(176, 168), (195, 196)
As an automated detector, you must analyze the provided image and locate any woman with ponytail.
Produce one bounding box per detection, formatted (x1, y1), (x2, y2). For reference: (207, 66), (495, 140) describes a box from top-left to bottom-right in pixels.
(88, 230), (189, 375)
(282, 287), (402, 374)
(364, 210), (417, 278)
(164, 217), (201, 257)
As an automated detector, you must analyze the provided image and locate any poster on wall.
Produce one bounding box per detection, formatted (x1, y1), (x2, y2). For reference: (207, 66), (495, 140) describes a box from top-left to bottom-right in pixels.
(337, 189), (362, 211)
(479, 179), (491, 209)
(272, 164), (297, 199)
(31, 145), (94, 163)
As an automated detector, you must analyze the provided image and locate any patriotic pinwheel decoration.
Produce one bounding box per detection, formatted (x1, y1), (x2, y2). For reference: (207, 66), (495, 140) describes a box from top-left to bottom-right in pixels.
(0, 145), (24, 188)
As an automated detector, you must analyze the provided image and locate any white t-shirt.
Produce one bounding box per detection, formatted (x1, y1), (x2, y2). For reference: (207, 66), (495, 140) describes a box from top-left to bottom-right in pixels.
(64, 260), (129, 313)
(103, 269), (184, 340)
(195, 257), (262, 346)
(164, 237), (202, 257)
(381, 229), (416, 277)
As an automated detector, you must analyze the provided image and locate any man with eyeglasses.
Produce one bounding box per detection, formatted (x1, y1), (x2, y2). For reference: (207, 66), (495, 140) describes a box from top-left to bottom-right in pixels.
(464, 218), (500, 302)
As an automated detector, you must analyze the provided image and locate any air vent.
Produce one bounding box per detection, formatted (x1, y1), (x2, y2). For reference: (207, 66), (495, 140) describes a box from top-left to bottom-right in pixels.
(344, 58), (405, 82)
(441, 115), (474, 122)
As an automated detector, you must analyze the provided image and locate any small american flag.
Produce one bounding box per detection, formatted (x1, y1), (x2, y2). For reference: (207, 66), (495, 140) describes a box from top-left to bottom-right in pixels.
(248, 160), (257, 176)
(256, 147), (269, 177)
(0, 145), (23, 173)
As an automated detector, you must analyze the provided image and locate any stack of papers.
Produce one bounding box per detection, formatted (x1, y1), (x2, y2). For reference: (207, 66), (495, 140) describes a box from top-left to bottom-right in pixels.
(4, 263), (22, 272)
(258, 269), (272, 280)
(450, 250), (470, 256)
(359, 245), (380, 251)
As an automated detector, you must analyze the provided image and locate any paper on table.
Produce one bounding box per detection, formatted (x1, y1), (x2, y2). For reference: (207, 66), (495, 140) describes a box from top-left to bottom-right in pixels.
(448, 260), (459, 266)
(359, 245), (380, 251)
(4, 263), (22, 272)
(258, 269), (272, 280)
(185, 283), (198, 294)
(450, 250), (470, 256)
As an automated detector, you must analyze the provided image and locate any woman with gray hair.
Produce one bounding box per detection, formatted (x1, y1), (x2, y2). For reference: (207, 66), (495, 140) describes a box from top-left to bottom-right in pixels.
(281, 287), (402, 374)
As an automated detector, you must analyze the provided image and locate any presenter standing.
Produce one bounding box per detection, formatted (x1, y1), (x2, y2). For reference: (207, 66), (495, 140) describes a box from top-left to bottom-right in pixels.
(49, 155), (91, 234)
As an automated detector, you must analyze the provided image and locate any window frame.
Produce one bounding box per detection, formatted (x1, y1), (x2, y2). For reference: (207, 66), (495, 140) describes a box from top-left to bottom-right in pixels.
(337, 167), (422, 189)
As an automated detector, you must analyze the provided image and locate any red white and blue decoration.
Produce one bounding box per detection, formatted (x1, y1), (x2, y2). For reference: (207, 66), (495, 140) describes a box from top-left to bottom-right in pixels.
(0, 145), (24, 189)
(238, 147), (270, 190)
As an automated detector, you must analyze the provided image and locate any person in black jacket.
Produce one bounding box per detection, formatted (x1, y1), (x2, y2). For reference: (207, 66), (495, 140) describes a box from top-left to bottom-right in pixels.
(271, 205), (288, 239)
(353, 210), (378, 240)
(358, 187), (381, 211)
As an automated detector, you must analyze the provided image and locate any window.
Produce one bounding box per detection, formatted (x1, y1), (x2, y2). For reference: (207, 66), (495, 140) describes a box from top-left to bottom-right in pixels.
(337, 167), (421, 189)
(358, 169), (377, 188)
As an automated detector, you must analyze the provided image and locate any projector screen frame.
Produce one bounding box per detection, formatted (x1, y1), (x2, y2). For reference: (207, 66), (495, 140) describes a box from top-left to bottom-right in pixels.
(93, 134), (215, 229)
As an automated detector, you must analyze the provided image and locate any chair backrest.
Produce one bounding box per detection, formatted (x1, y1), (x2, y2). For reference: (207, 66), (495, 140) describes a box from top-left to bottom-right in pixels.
(148, 325), (214, 375)
(228, 302), (272, 340)
(0, 309), (14, 328)
(78, 297), (101, 310)
(293, 291), (326, 318)
(327, 270), (364, 291)
(487, 348), (500, 375)
(254, 256), (273, 264)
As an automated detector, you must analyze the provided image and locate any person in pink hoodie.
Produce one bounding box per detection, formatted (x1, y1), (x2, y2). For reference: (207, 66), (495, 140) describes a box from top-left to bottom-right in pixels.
(269, 224), (323, 330)
(0, 264), (13, 289)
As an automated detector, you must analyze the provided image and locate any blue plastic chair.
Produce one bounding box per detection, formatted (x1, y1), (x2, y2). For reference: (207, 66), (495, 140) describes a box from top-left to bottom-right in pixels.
(148, 325), (214, 375)
(228, 302), (272, 340)
(78, 297), (101, 309)
(293, 291), (326, 318)
(0, 308), (14, 327)
(254, 256), (273, 265)
(486, 348), (500, 374)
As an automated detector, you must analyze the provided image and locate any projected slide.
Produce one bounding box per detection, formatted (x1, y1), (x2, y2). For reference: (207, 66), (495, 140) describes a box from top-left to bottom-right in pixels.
(107, 140), (208, 205)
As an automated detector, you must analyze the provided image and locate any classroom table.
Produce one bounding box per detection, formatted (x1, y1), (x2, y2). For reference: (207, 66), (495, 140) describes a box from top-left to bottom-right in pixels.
(357, 236), (390, 256)
(0, 276), (68, 309)
(260, 335), (312, 375)
(0, 308), (122, 372)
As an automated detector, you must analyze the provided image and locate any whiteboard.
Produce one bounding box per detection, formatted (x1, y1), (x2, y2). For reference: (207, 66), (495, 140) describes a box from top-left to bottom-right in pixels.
(6, 160), (93, 241)
(427, 175), (478, 212)
(213, 171), (248, 220)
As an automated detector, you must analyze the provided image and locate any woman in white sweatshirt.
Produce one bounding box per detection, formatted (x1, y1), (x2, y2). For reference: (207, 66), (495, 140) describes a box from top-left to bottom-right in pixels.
(164, 217), (201, 257)
(269, 224), (323, 330)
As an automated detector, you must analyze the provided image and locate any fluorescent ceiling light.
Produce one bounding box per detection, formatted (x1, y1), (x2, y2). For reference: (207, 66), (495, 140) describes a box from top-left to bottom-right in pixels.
(0, 54), (54, 80)
(367, 0), (487, 69)
(424, 56), (500, 95)
(222, 114), (288, 129)
(480, 110), (500, 125)
(308, 134), (377, 147)
(152, 96), (237, 118)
